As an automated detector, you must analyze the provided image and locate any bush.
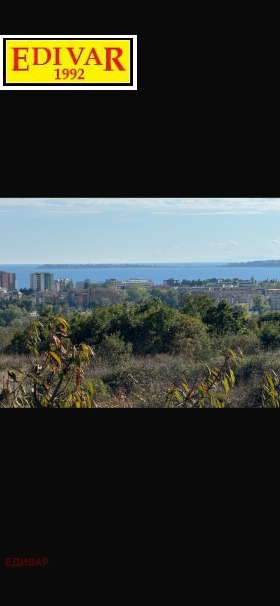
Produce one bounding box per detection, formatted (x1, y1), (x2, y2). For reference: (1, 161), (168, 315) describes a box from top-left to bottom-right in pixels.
(259, 323), (280, 350)
(99, 355), (216, 407)
(97, 333), (133, 366)
(87, 379), (109, 403)
(0, 327), (18, 353)
(212, 331), (260, 356)
(176, 315), (213, 360)
(0, 317), (95, 408)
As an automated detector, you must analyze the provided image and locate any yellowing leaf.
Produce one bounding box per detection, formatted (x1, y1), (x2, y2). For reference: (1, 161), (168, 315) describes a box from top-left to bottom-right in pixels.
(223, 377), (230, 394)
(229, 369), (235, 387)
(48, 351), (62, 367)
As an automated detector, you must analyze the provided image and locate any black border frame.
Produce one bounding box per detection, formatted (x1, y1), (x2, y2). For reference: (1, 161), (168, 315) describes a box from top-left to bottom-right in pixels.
(2, 37), (134, 87)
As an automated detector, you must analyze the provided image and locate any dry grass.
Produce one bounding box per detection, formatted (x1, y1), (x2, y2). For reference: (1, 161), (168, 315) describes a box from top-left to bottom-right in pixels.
(2, 349), (280, 408)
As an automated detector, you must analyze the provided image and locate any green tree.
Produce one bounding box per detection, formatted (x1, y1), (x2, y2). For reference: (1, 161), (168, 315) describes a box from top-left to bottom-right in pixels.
(0, 305), (29, 327)
(175, 315), (212, 359)
(18, 298), (35, 312)
(20, 288), (33, 295)
(150, 288), (179, 308)
(259, 323), (280, 350)
(39, 303), (54, 317)
(203, 301), (249, 335)
(97, 333), (133, 365)
(126, 286), (151, 305)
(0, 326), (17, 353)
(252, 294), (270, 314)
(180, 293), (215, 318)
(131, 300), (184, 355)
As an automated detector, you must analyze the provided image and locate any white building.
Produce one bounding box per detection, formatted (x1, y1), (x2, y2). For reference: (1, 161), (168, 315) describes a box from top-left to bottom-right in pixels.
(123, 279), (154, 289)
(54, 278), (71, 292)
(30, 272), (54, 291)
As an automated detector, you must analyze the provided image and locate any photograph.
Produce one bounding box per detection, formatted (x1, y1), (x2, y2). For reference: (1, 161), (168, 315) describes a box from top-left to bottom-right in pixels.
(1, 197), (280, 408)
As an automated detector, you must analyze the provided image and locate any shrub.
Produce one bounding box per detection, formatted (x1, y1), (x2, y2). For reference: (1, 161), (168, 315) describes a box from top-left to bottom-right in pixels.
(0, 317), (95, 408)
(97, 333), (133, 366)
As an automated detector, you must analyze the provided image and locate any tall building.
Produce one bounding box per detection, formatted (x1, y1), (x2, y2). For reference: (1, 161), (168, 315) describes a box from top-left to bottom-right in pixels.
(30, 272), (54, 291)
(54, 278), (71, 292)
(0, 271), (16, 291)
(43, 273), (54, 291)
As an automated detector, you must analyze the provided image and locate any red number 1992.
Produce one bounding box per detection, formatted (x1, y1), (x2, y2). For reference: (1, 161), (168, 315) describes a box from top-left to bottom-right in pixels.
(54, 68), (85, 80)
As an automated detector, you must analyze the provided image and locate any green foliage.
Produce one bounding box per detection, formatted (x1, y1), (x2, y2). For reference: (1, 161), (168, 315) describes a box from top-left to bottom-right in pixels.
(131, 300), (185, 355)
(176, 315), (212, 360)
(259, 323), (280, 350)
(0, 298), (35, 313)
(0, 317), (95, 408)
(39, 303), (54, 318)
(213, 330), (260, 356)
(19, 288), (33, 295)
(6, 318), (53, 354)
(252, 294), (270, 314)
(99, 355), (201, 402)
(150, 289), (179, 308)
(0, 326), (18, 353)
(259, 280), (280, 288)
(70, 300), (186, 356)
(3, 295), (280, 408)
(126, 286), (151, 305)
(258, 311), (280, 324)
(97, 333), (133, 365)
(0, 304), (30, 327)
(164, 350), (238, 408)
(261, 372), (280, 408)
(18, 299), (35, 312)
(87, 379), (109, 401)
(203, 301), (249, 335)
(180, 293), (215, 318)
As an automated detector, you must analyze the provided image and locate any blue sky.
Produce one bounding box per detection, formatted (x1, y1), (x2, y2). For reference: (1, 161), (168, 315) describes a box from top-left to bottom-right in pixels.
(1, 198), (280, 263)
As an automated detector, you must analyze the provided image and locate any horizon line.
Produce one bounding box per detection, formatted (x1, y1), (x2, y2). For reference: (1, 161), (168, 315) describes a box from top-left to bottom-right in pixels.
(2, 259), (280, 265)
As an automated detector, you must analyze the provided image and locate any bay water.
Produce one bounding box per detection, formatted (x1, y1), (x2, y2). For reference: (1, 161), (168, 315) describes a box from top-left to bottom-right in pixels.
(1, 263), (280, 290)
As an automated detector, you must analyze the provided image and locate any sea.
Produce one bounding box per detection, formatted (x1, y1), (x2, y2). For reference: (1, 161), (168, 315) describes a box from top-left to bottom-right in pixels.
(2, 263), (280, 290)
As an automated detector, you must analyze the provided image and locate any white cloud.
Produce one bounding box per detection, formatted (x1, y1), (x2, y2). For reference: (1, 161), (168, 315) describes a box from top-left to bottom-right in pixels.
(0, 198), (280, 215)
(209, 241), (242, 251)
(153, 211), (264, 216)
(44, 210), (101, 215)
(269, 237), (280, 246)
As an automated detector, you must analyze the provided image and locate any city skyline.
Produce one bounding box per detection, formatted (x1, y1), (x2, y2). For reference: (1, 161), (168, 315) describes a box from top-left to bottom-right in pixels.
(1, 198), (280, 263)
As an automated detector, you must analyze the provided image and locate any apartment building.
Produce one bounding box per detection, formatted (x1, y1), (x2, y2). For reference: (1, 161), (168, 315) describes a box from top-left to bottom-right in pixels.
(264, 289), (280, 311)
(68, 286), (124, 308)
(0, 270), (16, 291)
(32, 291), (67, 306)
(122, 279), (154, 289)
(54, 278), (71, 292)
(178, 287), (254, 310)
(30, 272), (54, 291)
(105, 279), (124, 288)
(211, 290), (254, 310)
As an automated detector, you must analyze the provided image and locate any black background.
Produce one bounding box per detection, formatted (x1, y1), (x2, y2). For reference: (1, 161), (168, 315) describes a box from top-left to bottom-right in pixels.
(2, 6), (278, 199)
(1, 2), (278, 589)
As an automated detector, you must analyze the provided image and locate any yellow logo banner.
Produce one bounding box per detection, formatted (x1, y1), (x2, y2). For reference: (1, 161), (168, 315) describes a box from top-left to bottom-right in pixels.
(1, 36), (136, 90)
